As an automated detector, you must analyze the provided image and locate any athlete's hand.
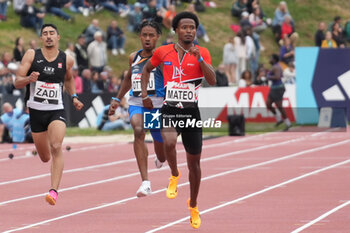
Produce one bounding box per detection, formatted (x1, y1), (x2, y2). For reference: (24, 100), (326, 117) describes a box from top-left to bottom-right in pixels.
(73, 98), (84, 111)
(188, 47), (201, 60)
(28, 72), (40, 82)
(108, 100), (120, 115)
(142, 96), (153, 110)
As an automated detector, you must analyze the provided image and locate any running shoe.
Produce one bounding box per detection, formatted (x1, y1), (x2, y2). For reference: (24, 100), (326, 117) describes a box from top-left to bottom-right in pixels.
(187, 198), (201, 229)
(166, 170), (180, 199)
(154, 157), (164, 169)
(136, 180), (152, 197)
(45, 189), (58, 205)
(275, 120), (283, 127)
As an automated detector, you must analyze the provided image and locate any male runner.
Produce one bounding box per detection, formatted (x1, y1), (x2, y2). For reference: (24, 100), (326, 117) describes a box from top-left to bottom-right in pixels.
(15, 24), (84, 205)
(141, 12), (216, 228)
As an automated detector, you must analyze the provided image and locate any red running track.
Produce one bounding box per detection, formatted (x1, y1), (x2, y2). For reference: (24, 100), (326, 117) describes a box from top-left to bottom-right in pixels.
(0, 129), (350, 233)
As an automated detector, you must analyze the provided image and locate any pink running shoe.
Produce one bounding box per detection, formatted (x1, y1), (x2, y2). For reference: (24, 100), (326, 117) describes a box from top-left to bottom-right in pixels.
(45, 189), (58, 205)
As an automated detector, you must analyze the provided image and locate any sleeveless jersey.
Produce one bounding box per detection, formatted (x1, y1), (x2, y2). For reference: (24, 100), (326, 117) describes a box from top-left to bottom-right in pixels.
(128, 49), (164, 108)
(26, 49), (66, 110)
(150, 44), (211, 108)
(269, 63), (283, 87)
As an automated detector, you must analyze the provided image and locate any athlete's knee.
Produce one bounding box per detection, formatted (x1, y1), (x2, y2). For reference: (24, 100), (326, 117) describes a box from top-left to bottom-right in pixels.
(50, 142), (62, 154)
(134, 128), (145, 140)
(38, 153), (51, 163)
(164, 139), (176, 150)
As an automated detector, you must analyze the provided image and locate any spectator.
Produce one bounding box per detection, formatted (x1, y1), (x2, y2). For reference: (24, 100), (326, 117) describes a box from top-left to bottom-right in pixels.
(280, 15), (298, 47)
(108, 75), (120, 93)
(13, 37), (25, 62)
(314, 22), (326, 47)
(72, 67), (83, 94)
(238, 70), (253, 87)
(331, 22), (345, 48)
(253, 65), (267, 86)
(231, 0), (248, 18)
(215, 64), (229, 87)
(74, 34), (89, 73)
(97, 100), (130, 131)
(7, 62), (22, 96)
(20, 0), (45, 36)
(249, 6), (267, 33)
(98, 0), (120, 14)
(344, 19), (350, 43)
(280, 37), (294, 64)
(91, 71), (103, 93)
(65, 42), (78, 70)
(99, 71), (109, 91)
(69, 0), (90, 16)
(0, 0), (8, 21)
(84, 19), (104, 45)
(0, 102), (23, 143)
(328, 16), (342, 32)
(272, 1), (292, 44)
(234, 31), (247, 79)
(81, 68), (92, 93)
(321, 31), (337, 48)
(223, 36), (238, 85)
(1, 52), (12, 68)
(240, 11), (251, 28)
(128, 2), (143, 32)
(142, 0), (163, 24)
(162, 4), (176, 30)
(11, 107), (33, 143)
(107, 20), (126, 56)
(46, 0), (73, 21)
(87, 31), (108, 73)
(282, 61), (295, 84)
(157, 0), (168, 10)
(244, 26), (258, 75)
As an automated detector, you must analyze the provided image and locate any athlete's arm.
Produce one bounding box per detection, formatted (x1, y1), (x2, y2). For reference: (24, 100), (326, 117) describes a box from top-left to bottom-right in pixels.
(189, 47), (216, 86)
(65, 54), (84, 111)
(108, 52), (134, 116)
(14, 49), (39, 89)
(141, 60), (156, 110)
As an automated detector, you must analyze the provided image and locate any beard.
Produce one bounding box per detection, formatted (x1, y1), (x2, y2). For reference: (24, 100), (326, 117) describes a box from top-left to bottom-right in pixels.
(183, 40), (192, 45)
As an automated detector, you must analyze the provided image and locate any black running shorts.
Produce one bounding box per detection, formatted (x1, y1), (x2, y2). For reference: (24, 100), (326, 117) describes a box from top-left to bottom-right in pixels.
(161, 105), (202, 155)
(29, 108), (67, 133)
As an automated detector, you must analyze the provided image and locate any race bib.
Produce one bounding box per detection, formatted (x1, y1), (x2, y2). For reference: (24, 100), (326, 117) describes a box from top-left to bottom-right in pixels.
(132, 72), (155, 97)
(165, 82), (195, 103)
(33, 81), (61, 105)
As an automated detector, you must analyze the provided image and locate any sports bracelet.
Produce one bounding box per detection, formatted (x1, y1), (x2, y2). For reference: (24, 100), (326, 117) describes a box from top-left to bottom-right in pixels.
(198, 56), (204, 63)
(72, 93), (78, 99)
(112, 97), (121, 102)
(142, 96), (150, 100)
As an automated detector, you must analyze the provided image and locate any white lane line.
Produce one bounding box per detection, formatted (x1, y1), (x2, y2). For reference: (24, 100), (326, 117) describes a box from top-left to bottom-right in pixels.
(0, 133), (273, 186)
(4, 153), (350, 233)
(291, 200), (350, 233)
(1, 135), (348, 206)
(145, 159), (350, 233)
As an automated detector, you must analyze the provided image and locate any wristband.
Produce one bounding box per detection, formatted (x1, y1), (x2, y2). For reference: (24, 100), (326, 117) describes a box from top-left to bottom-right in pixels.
(198, 56), (203, 63)
(142, 96), (150, 101)
(112, 97), (121, 102)
(72, 93), (78, 99)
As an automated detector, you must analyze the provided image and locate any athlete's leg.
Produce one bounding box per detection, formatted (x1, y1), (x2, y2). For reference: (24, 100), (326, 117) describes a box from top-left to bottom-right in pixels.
(153, 140), (166, 162)
(32, 132), (51, 163)
(266, 97), (276, 115)
(131, 114), (148, 181)
(161, 127), (179, 177)
(47, 120), (66, 190)
(275, 100), (287, 119)
(186, 152), (201, 208)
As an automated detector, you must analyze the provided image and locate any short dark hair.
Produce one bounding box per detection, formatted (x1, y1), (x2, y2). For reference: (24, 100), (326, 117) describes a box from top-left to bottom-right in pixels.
(172, 12), (199, 31)
(41, 24), (59, 35)
(271, 54), (280, 63)
(139, 20), (162, 35)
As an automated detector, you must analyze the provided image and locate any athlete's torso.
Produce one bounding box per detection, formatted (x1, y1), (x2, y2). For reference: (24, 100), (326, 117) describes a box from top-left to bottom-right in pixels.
(26, 49), (67, 110)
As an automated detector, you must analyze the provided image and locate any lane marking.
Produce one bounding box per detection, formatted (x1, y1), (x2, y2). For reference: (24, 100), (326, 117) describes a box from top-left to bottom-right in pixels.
(291, 200), (350, 233)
